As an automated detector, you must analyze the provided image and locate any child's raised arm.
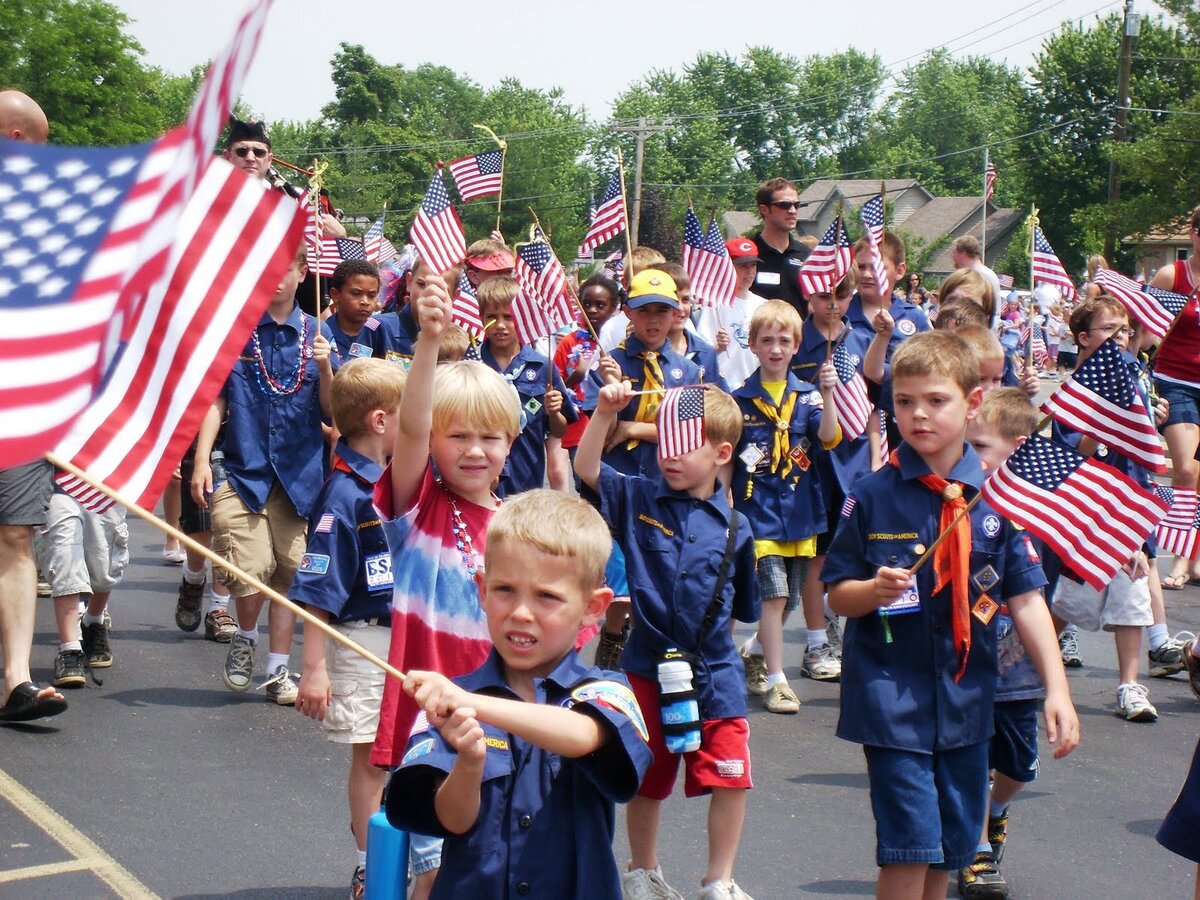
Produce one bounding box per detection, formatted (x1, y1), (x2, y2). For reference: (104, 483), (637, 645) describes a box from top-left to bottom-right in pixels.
(389, 276), (452, 512)
(574, 381), (634, 490)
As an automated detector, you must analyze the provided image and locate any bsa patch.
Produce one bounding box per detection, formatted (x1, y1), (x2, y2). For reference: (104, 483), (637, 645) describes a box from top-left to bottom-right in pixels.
(484, 736), (509, 751)
(524, 397), (543, 416)
(349, 342), (372, 359)
(897, 319), (917, 336)
(402, 737), (435, 764)
(298, 553), (330, 575)
(982, 514), (1001, 537)
(570, 680), (650, 742)
(788, 446), (811, 471)
(670, 368), (683, 380)
(972, 593), (999, 625)
(364, 552), (393, 590)
(524, 368), (538, 381)
(303, 344), (314, 359)
(849, 353), (861, 366)
(972, 564), (1000, 593)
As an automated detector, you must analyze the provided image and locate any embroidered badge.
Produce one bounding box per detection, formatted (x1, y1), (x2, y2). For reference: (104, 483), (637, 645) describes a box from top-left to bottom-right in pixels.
(882, 584), (920, 615)
(524, 368), (538, 381)
(739, 445), (766, 470)
(402, 737), (435, 763)
(363, 317), (380, 331)
(982, 514), (1001, 537)
(788, 446), (811, 471)
(524, 397), (543, 416)
(1022, 535), (1040, 563)
(314, 514), (335, 534)
(972, 564), (1000, 593)
(670, 367), (683, 380)
(364, 552), (393, 589)
(570, 681), (650, 742)
(897, 319), (917, 336)
(349, 342), (372, 359)
(840, 495), (857, 518)
(298, 553), (330, 575)
(972, 593), (999, 625)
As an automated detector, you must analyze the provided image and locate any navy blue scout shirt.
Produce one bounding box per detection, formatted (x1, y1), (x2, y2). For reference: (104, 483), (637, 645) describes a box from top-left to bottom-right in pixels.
(378, 304), (418, 370)
(597, 464), (759, 719)
(821, 442), (1045, 752)
(678, 330), (729, 392)
(792, 322), (874, 498)
(604, 335), (702, 478)
(730, 370), (829, 541)
(481, 343), (578, 497)
(846, 293), (930, 416)
(289, 441), (391, 624)
(220, 303), (339, 519)
(325, 313), (396, 361)
(387, 649), (653, 900)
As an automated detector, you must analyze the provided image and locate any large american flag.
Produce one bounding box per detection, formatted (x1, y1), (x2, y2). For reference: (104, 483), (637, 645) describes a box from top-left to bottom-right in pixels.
(985, 161), (997, 201)
(830, 340), (872, 440)
(0, 0), (273, 469)
(1032, 228), (1077, 301)
(578, 171), (625, 255)
(1093, 267), (1189, 339)
(1040, 338), (1166, 473)
(657, 386), (706, 459)
(860, 194), (889, 299)
(448, 150), (503, 202)
(410, 169), (466, 274)
(515, 240), (575, 328)
(980, 433), (1168, 590)
(1153, 485), (1200, 560)
(798, 218), (852, 298)
(452, 271), (483, 337)
(681, 208), (735, 307)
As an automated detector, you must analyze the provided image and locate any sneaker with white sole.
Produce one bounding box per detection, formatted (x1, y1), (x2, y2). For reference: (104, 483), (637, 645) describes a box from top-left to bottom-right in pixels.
(1149, 633), (1189, 678)
(261, 665), (298, 705)
(764, 682), (801, 714)
(223, 634), (255, 692)
(741, 647), (768, 696)
(801, 643), (841, 681)
(696, 879), (754, 900)
(1116, 682), (1157, 722)
(825, 613), (843, 656)
(1059, 630), (1082, 668)
(205, 607), (236, 643)
(622, 865), (685, 900)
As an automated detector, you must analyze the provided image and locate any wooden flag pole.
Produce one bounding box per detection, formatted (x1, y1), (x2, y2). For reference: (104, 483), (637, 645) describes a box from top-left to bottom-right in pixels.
(45, 453), (405, 683)
(616, 147), (635, 290)
(474, 124), (507, 234)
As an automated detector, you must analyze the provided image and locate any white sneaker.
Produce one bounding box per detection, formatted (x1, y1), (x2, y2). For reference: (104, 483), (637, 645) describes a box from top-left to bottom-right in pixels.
(260, 665), (299, 706)
(801, 643), (841, 681)
(1116, 682), (1157, 722)
(697, 880), (754, 900)
(623, 866), (685, 900)
(764, 682), (801, 714)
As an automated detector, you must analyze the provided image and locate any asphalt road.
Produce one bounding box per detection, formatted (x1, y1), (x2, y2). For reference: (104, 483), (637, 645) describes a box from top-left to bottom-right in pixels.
(3, 511), (1200, 899)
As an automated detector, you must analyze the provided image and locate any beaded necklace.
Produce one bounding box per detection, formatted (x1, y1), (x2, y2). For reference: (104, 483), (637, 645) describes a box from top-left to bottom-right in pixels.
(250, 315), (311, 396)
(438, 477), (498, 576)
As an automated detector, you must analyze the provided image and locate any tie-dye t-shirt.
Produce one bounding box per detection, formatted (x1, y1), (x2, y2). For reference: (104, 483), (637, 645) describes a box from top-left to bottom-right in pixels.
(370, 462), (497, 768)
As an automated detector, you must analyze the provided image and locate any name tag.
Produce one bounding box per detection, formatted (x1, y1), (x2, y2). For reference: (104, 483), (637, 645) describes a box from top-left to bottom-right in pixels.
(349, 342), (372, 358)
(756, 271), (781, 286)
(364, 552), (393, 589)
(880, 584), (920, 616)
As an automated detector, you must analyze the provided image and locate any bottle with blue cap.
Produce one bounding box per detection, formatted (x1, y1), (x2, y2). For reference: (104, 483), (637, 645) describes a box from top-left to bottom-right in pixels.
(657, 649), (701, 753)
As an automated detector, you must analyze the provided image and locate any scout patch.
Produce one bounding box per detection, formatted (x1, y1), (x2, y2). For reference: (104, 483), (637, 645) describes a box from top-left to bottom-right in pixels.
(364, 552), (393, 590)
(570, 680), (650, 742)
(298, 553), (330, 575)
(314, 513), (335, 534)
(524, 396), (543, 416)
(349, 342), (372, 359)
(788, 445), (811, 472)
(402, 737), (435, 763)
(524, 368), (538, 381)
(897, 319), (917, 336)
(739, 444), (766, 471)
(982, 514), (1001, 537)
(1022, 535), (1040, 563)
(972, 564), (1000, 593)
(972, 593), (999, 625)
(670, 367), (683, 380)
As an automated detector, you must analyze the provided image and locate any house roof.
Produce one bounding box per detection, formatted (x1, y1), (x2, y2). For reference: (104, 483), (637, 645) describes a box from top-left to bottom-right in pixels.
(794, 179), (928, 221)
(721, 210), (760, 238)
(893, 197), (985, 244)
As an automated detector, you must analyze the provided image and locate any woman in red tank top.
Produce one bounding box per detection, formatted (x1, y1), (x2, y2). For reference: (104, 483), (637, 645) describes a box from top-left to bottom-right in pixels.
(1151, 205), (1200, 585)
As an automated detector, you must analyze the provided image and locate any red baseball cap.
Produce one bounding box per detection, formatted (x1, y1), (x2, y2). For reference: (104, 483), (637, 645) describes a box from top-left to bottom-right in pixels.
(467, 251), (515, 272)
(725, 237), (761, 265)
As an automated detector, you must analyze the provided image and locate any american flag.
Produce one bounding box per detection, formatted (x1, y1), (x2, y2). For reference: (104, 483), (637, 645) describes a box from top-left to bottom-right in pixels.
(448, 150), (503, 202)
(1032, 228), (1077, 301)
(878, 409), (890, 459)
(363, 214), (385, 262)
(310, 237), (366, 277)
(1019, 317), (1047, 365)
(0, 0), (273, 469)
(798, 218), (852, 298)
(1093, 267), (1189, 339)
(680, 208), (736, 307)
(515, 240), (575, 328)
(452, 271), (483, 337)
(410, 169), (466, 275)
(829, 341), (871, 440)
(998, 273), (1014, 289)
(980, 433), (1168, 590)
(578, 171), (625, 255)
(603, 249), (624, 280)
(859, 194), (889, 299)
(1153, 486), (1200, 560)
(657, 386), (706, 459)
(985, 161), (997, 202)
(1040, 338), (1166, 474)
(509, 287), (554, 346)
(315, 513), (335, 534)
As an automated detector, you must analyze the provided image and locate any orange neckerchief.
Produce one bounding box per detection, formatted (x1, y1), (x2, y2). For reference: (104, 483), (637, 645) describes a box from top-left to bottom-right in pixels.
(889, 450), (973, 682)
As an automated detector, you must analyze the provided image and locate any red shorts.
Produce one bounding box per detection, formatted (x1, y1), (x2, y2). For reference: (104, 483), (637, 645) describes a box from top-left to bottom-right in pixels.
(627, 672), (753, 799)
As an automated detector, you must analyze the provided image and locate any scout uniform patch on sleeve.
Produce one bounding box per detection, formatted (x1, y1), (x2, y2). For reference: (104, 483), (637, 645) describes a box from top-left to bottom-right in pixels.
(569, 680), (650, 742)
(298, 553), (330, 575)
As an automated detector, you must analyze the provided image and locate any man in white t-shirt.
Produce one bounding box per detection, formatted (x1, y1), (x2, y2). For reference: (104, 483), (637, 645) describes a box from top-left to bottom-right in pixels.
(950, 235), (1003, 312)
(695, 237), (767, 390)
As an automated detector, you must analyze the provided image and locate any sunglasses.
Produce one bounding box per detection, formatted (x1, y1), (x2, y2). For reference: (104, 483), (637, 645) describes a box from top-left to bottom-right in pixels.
(770, 200), (801, 211)
(233, 145), (269, 159)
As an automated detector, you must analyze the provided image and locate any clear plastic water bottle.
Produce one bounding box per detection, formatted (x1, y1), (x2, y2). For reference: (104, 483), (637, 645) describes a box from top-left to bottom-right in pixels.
(657, 652), (701, 754)
(210, 450), (228, 490)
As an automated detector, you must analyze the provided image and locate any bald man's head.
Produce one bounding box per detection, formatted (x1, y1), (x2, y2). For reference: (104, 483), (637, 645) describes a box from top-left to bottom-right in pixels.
(0, 90), (48, 144)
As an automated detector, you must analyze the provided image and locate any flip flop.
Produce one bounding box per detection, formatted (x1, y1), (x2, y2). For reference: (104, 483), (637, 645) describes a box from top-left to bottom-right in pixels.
(1163, 574), (1189, 591)
(0, 682), (67, 723)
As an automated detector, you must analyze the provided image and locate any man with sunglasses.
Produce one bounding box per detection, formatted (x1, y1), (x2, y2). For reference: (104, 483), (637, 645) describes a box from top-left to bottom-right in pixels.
(752, 178), (811, 318)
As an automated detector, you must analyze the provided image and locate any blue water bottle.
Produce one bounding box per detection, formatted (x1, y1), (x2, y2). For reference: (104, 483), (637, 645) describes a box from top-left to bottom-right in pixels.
(657, 652), (701, 753)
(365, 809), (408, 900)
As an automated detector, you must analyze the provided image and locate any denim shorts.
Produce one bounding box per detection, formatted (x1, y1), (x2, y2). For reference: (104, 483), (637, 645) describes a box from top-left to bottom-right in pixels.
(1155, 377), (1200, 428)
(990, 699), (1040, 783)
(409, 831), (442, 875)
(864, 742), (990, 872)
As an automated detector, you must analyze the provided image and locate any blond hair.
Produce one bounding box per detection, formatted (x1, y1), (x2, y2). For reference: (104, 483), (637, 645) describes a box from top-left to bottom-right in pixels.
(466, 237), (513, 261)
(748, 299), (803, 344)
(975, 388), (1039, 441)
(939, 267), (996, 320)
(331, 358), (407, 438)
(891, 331), (979, 396)
(954, 324), (1004, 362)
(702, 388), (743, 449)
(485, 489), (612, 590)
(431, 360), (521, 440)
(629, 246), (666, 276)
(476, 277), (518, 318)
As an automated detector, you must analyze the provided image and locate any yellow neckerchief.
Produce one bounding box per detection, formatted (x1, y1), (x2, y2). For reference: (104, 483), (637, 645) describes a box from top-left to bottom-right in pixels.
(751, 380), (800, 479)
(627, 350), (666, 450)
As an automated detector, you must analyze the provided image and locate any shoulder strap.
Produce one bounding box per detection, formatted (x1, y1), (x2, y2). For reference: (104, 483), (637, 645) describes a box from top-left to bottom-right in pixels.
(693, 512), (740, 654)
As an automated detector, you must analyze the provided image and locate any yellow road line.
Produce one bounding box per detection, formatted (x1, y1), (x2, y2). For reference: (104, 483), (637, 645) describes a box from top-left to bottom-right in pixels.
(0, 765), (159, 898)
(0, 858), (97, 883)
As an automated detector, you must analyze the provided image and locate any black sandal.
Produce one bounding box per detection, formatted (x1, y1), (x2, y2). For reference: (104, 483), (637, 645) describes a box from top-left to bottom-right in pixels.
(0, 682), (67, 723)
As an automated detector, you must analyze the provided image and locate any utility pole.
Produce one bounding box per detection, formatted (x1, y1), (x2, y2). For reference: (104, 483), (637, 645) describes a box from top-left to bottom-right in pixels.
(614, 116), (671, 246)
(1105, 0), (1139, 262)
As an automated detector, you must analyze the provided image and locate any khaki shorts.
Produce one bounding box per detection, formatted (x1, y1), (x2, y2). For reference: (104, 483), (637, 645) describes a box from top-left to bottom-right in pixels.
(210, 482), (307, 598)
(1053, 569), (1152, 632)
(322, 621), (390, 744)
(34, 493), (129, 596)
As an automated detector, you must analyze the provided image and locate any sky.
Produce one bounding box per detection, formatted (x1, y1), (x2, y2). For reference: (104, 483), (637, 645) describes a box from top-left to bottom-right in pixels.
(111, 0), (1132, 125)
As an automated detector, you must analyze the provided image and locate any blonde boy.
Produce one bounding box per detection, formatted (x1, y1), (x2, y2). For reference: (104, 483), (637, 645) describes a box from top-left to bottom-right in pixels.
(386, 490), (653, 899)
